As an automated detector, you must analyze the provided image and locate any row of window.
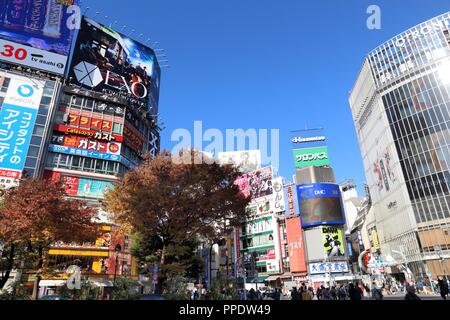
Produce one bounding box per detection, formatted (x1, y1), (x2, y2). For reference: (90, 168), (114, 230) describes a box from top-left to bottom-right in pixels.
(242, 234), (274, 249)
(46, 152), (127, 177)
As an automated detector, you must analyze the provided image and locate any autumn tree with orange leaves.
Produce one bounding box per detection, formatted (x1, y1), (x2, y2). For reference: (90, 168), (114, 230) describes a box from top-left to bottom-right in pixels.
(0, 178), (99, 296)
(103, 150), (251, 290)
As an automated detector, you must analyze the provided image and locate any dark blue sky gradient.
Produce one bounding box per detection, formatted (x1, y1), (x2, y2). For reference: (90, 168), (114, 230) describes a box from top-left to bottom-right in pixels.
(80, 0), (450, 194)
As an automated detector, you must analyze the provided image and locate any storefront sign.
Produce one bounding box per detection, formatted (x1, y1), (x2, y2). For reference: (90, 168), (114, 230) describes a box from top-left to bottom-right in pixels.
(309, 262), (349, 274)
(53, 124), (123, 142)
(48, 144), (121, 162)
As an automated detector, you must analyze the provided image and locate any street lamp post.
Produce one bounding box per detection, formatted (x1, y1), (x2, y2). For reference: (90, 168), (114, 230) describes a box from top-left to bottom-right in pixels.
(113, 244), (122, 286)
(434, 245), (448, 282)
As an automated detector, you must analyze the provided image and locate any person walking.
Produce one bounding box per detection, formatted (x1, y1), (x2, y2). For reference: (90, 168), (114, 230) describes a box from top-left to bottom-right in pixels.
(371, 282), (383, 300)
(404, 285), (421, 300)
(316, 286), (323, 300)
(330, 286), (337, 300)
(348, 283), (362, 300)
(338, 285), (347, 300)
(322, 287), (331, 300)
(291, 287), (300, 300)
(438, 277), (449, 300)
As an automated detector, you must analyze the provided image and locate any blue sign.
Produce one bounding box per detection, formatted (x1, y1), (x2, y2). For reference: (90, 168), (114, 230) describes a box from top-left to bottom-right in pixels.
(296, 183), (345, 228)
(290, 128), (326, 150)
(152, 265), (158, 273)
(48, 144), (121, 162)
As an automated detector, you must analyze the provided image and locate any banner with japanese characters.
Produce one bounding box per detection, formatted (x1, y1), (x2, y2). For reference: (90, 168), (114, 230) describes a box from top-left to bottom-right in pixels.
(0, 73), (44, 181)
(272, 177), (285, 213)
(308, 261), (349, 275)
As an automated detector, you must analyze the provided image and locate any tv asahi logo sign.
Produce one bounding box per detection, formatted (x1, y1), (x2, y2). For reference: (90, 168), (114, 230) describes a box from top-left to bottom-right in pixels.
(395, 17), (450, 48)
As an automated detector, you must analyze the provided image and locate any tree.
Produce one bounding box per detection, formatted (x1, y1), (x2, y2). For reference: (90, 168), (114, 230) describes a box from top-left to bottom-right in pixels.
(103, 150), (251, 289)
(111, 277), (139, 300)
(0, 178), (99, 297)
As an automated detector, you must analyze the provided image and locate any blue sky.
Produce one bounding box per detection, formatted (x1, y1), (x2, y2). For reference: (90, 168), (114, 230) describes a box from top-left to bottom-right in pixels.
(81, 0), (450, 194)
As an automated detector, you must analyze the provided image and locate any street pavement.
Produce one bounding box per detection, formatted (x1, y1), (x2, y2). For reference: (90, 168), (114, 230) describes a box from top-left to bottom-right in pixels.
(381, 293), (445, 300)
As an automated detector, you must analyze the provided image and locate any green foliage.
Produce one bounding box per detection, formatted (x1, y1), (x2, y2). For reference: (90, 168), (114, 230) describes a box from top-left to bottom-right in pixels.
(0, 281), (30, 300)
(209, 277), (238, 300)
(57, 280), (100, 300)
(111, 277), (139, 300)
(164, 275), (189, 300)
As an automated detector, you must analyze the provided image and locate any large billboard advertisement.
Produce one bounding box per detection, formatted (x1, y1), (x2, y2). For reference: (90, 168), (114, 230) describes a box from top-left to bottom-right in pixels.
(290, 128), (326, 150)
(292, 146), (330, 168)
(297, 183), (345, 228)
(51, 133), (121, 155)
(68, 16), (161, 114)
(218, 150), (261, 173)
(0, 72), (44, 180)
(0, 0), (80, 74)
(235, 166), (273, 200)
(48, 144), (121, 162)
(286, 217), (307, 273)
(322, 226), (345, 260)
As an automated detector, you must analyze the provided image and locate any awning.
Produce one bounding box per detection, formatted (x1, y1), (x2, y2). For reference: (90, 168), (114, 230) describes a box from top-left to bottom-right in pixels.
(90, 279), (114, 287)
(265, 275), (280, 281)
(39, 280), (66, 287)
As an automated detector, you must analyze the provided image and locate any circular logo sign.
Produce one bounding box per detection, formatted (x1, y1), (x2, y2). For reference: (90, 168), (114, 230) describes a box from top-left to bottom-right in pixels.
(109, 143), (120, 153)
(17, 84), (34, 97)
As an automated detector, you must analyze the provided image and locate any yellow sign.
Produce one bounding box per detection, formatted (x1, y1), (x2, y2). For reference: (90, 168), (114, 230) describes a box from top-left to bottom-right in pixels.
(48, 249), (109, 257)
(371, 229), (380, 251)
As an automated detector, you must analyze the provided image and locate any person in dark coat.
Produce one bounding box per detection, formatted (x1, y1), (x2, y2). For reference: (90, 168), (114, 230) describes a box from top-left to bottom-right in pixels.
(348, 283), (362, 300)
(404, 285), (421, 300)
(438, 277), (449, 300)
(291, 287), (300, 300)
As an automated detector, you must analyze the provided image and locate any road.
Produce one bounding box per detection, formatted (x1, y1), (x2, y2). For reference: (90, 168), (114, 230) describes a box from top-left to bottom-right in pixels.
(381, 294), (445, 300)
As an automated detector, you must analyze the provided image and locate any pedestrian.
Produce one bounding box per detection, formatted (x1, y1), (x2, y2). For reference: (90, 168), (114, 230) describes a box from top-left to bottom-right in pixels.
(248, 288), (256, 300)
(330, 286), (337, 300)
(317, 286), (323, 300)
(404, 285), (421, 300)
(348, 283), (362, 300)
(338, 285), (347, 300)
(371, 282), (383, 300)
(364, 283), (370, 297)
(291, 287), (300, 300)
(438, 277), (449, 300)
(302, 287), (312, 300)
(273, 288), (281, 300)
(322, 287), (331, 300)
(308, 287), (315, 300)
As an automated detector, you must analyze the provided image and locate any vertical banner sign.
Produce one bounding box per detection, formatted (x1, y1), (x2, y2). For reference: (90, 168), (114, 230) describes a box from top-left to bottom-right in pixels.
(284, 184), (299, 217)
(285, 216), (307, 273)
(0, 76), (44, 179)
(272, 177), (285, 213)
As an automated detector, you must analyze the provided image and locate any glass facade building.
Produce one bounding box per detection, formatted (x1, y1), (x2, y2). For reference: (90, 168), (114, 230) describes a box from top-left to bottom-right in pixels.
(350, 12), (450, 279)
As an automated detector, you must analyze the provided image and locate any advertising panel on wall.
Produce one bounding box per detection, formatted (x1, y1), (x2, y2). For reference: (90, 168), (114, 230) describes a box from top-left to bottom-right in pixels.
(235, 166), (273, 200)
(272, 177), (285, 213)
(48, 144), (121, 162)
(44, 170), (115, 199)
(371, 146), (398, 200)
(297, 183), (345, 227)
(285, 216), (307, 273)
(0, 72), (44, 180)
(51, 133), (121, 155)
(247, 195), (275, 217)
(309, 261), (349, 275)
(322, 226), (345, 260)
(284, 184), (299, 217)
(68, 16), (161, 114)
(0, 0), (80, 75)
(292, 146), (330, 168)
(218, 150), (261, 173)
(53, 124), (123, 142)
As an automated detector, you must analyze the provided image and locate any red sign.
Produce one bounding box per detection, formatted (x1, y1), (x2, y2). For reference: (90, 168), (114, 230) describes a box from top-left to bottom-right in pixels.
(287, 186), (296, 217)
(68, 114), (112, 132)
(0, 169), (21, 179)
(54, 124), (123, 142)
(52, 133), (121, 155)
(258, 248), (276, 261)
(63, 176), (79, 196)
(123, 124), (144, 152)
(286, 217), (307, 273)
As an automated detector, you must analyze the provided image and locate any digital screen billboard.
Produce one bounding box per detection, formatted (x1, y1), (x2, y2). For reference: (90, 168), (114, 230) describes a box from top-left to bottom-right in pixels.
(68, 16), (161, 114)
(296, 183), (345, 227)
(292, 146), (330, 168)
(0, 0), (80, 74)
(234, 166), (273, 200)
(218, 150), (261, 173)
(0, 72), (44, 181)
(285, 216), (307, 273)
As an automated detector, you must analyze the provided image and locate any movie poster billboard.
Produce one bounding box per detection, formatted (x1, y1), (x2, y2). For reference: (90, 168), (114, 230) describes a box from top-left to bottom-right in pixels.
(0, 72), (44, 182)
(0, 0), (80, 74)
(235, 166), (273, 200)
(218, 150), (261, 173)
(68, 16), (161, 114)
(322, 226), (345, 260)
(286, 216), (307, 273)
(297, 183), (345, 227)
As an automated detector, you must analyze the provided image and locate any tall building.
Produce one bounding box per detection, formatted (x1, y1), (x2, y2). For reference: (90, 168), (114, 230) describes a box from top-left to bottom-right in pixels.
(0, 6), (162, 296)
(349, 12), (450, 280)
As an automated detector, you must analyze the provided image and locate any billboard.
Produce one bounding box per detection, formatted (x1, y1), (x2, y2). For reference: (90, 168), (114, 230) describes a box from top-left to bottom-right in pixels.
(284, 184), (299, 217)
(53, 124), (122, 142)
(296, 183), (345, 227)
(0, 72), (44, 180)
(218, 150), (261, 173)
(0, 0), (80, 74)
(285, 217), (307, 273)
(235, 166), (273, 200)
(68, 16), (160, 114)
(292, 146), (330, 168)
(272, 177), (285, 213)
(290, 128), (326, 149)
(48, 144), (121, 162)
(322, 226), (345, 260)
(51, 133), (121, 155)
(247, 195), (274, 217)
(309, 261), (349, 275)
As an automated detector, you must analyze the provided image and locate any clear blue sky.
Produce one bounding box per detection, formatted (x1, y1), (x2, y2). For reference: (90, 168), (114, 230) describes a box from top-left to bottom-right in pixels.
(81, 0), (450, 194)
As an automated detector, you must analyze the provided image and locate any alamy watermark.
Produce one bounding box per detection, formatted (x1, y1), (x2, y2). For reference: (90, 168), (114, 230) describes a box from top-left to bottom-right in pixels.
(367, 5), (382, 30)
(170, 121), (280, 169)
